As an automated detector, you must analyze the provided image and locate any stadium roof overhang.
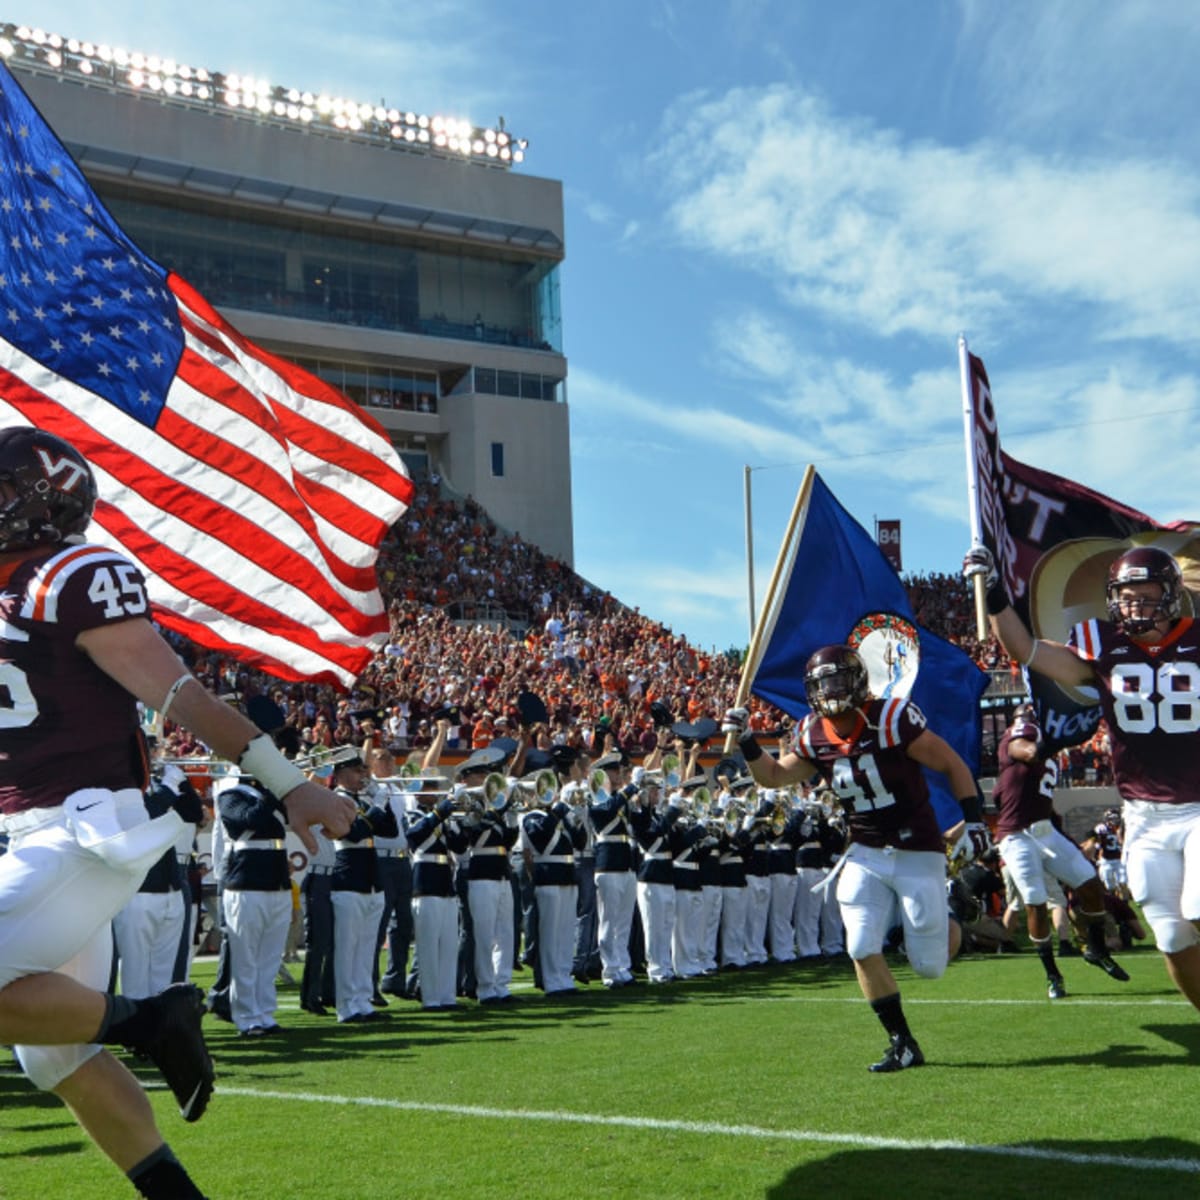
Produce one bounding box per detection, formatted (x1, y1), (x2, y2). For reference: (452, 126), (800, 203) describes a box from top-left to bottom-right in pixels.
(67, 141), (564, 254)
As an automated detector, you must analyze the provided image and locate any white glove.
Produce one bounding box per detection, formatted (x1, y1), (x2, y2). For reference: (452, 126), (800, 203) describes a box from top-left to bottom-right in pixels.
(963, 545), (1010, 614)
(720, 707), (751, 740)
(158, 762), (188, 795)
(631, 766), (646, 787)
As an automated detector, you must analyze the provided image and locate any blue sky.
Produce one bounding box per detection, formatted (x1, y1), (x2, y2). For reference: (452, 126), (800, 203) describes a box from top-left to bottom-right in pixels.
(19, 2), (1200, 653)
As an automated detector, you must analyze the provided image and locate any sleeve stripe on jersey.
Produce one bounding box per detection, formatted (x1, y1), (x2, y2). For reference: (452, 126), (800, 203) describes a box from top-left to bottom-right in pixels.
(879, 697), (905, 748)
(795, 717), (814, 759)
(1073, 618), (1101, 661)
(21, 545), (135, 624)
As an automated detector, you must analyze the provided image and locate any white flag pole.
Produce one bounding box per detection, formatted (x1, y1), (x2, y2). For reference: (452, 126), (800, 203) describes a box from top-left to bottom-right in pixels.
(958, 335), (989, 640)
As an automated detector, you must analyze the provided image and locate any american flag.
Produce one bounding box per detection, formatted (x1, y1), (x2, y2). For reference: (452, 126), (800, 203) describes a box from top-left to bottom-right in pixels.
(0, 64), (413, 688)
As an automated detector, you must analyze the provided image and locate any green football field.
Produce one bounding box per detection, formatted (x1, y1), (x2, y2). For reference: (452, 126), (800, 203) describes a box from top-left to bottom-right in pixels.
(2, 944), (1197, 1200)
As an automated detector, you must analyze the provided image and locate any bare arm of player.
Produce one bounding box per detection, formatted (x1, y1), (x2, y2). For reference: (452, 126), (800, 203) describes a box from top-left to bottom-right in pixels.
(989, 606), (1094, 689)
(75, 617), (355, 852)
(744, 749), (818, 790)
(1006, 736), (1041, 764)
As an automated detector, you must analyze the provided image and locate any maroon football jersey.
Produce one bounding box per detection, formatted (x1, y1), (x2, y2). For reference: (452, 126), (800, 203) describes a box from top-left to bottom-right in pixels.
(1069, 616), (1200, 806)
(0, 542), (151, 814)
(791, 698), (944, 852)
(991, 724), (1058, 838)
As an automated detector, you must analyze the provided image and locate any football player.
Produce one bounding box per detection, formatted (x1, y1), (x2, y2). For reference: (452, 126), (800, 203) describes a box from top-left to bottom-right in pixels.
(0, 427), (355, 1199)
(1083, 807), (1129, 899)
(991, 707), (1129, 999)
(723, 644), (990, 1072)
(966, 544), (1200, 1015)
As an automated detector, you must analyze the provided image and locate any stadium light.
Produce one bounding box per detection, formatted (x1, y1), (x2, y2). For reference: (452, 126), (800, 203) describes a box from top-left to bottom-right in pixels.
(0, 21), (528, 171)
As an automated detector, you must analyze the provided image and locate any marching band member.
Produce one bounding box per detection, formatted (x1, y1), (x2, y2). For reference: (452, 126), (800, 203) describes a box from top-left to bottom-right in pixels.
(462, 756), (522, 1005)
(742, 792), (774, 966)
(404, 778), (470, 1011)
(114, 760), (205, 998)
(697, 809), (724, 974)
(216, 777), (292, 1036)
(365, 744), (414, 1002)
(792, 787), (829, 959)
(671, 775), (716, 979)
(717, 780), (754, 970)
(589, 752), (647, 988)
(520, 767), (587, 995)
(299, 756), (337, 1016)
(766, 798), (804, 964)
(635, 784), (691, 984)
(330, 752), (398, 1023)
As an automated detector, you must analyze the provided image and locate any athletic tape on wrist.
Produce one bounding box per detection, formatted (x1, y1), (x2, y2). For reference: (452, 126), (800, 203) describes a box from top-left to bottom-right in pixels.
(238, 733), (307, 799)
(958, 786), (985, 826)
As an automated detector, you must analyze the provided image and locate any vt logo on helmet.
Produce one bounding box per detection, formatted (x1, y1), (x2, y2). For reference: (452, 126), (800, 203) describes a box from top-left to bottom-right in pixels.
(0, 426), (98, 553)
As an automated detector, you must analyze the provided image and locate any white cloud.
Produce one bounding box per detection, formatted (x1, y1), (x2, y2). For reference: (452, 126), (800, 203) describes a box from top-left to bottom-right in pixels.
(651, 83), (1200, 351)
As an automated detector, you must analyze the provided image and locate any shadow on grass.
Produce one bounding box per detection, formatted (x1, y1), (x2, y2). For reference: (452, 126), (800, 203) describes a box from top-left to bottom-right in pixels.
(936, 1021), (1200, 1070)
(764, 1138), (1200, 1200)
(0, 1066), (85, 1157)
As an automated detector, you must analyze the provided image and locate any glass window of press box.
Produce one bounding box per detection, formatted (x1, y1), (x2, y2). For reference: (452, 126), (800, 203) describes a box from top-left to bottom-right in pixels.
(97, 185), (563, 353)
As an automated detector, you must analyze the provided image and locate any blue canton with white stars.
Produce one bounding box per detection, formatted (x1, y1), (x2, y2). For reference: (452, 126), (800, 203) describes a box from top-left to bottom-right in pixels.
(0, 66), (184, 426)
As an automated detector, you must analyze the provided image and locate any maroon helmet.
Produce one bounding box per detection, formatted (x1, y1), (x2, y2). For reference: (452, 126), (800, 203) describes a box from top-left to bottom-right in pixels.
(0, 427), (97, 553)
(804, 645), (869, 717)
(1105, 546), (1183, 635)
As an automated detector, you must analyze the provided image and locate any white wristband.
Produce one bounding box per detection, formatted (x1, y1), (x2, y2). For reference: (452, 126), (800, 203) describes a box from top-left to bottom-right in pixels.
(238, 733), (307, 799)
(160, 672), (196, 720)
(1022, 639), (1040, 669)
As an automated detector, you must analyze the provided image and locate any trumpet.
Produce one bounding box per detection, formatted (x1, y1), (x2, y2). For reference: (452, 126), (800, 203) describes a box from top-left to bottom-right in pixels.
(457, 771), (510, 815)
(510, 769), (558, 808)
(561, 768), (607, 810)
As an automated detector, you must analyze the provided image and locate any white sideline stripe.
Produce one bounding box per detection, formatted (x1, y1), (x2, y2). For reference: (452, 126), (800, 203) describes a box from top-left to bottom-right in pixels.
(217, 1087), (1200, 1174)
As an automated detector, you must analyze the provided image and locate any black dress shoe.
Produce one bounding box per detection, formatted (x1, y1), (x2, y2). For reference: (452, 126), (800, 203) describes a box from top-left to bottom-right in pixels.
(370, 993), (390, 1008)
(301, 1002), (330, 1016)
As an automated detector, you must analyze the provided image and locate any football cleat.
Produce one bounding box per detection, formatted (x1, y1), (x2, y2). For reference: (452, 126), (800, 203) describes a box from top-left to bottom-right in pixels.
(1083, 950), (1130, 982)
(132, 984), (215, 1122)
(1047, 975), (1068, 1000)
(868, 1034), (925, 1073)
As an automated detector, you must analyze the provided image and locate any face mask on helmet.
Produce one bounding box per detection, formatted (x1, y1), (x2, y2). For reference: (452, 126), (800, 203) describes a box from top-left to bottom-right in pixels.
(0, 427), (97, 554)
(1105, 547), (1183, 635)
(804, 646), (869, 717)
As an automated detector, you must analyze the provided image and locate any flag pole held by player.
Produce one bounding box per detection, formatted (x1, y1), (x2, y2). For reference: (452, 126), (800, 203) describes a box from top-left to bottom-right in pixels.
(723, 465), (816, 756)
(959, 334), (989, 641)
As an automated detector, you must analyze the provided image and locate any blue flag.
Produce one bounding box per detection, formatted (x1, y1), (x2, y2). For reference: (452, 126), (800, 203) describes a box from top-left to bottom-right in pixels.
(749, 470), (987, 830)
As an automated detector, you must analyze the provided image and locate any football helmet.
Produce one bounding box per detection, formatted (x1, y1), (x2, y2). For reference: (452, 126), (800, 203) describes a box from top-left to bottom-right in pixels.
(804, 645), (869, 717)
(1105, 546), (1183, 635)
(1103, 807), (1123, 829)
(0, 426), (97, 553)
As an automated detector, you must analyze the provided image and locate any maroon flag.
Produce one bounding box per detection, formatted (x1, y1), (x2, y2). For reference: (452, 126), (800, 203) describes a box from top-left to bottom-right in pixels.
(961, 347), (1200, 747)
(875, 519), (902, 571)
(0, 66), (413, 688)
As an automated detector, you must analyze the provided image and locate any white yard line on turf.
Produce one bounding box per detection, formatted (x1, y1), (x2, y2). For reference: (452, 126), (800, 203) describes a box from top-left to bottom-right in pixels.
(216, 1087), (1200, 1173)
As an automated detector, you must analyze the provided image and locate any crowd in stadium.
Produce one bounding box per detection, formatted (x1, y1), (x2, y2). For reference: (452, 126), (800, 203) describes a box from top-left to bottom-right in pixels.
(156, 477), (1116, 779)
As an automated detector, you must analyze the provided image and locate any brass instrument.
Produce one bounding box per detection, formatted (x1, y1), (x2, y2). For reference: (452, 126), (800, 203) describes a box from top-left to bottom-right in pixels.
(510, 769), (558, 809)
(661, 753), (681, 790)
(769, 792), (792, 837)
(721, 796), (746, 838)
(458, 771), (509, 815)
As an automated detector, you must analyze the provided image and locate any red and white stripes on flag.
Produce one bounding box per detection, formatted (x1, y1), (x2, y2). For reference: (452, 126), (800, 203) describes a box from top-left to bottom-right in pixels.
(0, 275), (413, 688)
